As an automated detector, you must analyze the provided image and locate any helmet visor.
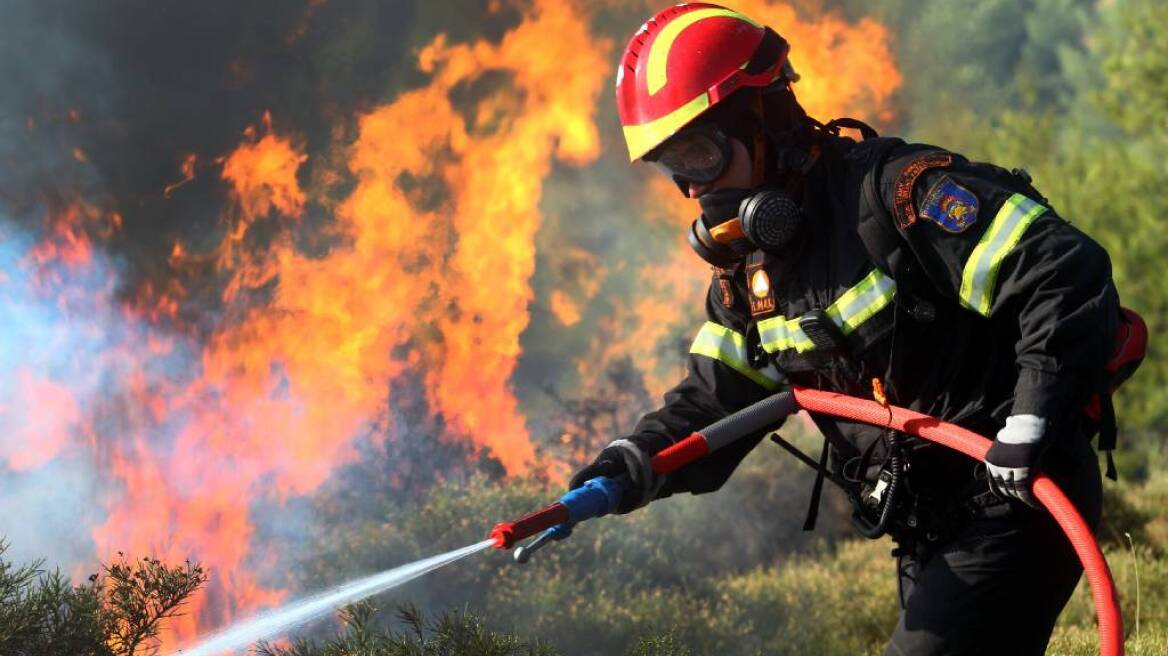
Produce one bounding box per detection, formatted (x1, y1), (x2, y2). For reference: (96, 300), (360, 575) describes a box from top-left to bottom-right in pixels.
(647, 125), (731, 185)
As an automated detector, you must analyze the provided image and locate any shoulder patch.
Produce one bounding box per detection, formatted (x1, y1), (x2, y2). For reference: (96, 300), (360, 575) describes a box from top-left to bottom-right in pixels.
(894, 152), (953, 229)
(919, 176), (979, 233)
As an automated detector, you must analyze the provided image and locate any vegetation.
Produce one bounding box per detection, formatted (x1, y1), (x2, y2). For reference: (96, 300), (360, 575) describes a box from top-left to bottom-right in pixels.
(253, 604), (557, 656)
(8, 454), (1162, 655)
(271, 444), (1166, 656)
(0, 542), (205, 656)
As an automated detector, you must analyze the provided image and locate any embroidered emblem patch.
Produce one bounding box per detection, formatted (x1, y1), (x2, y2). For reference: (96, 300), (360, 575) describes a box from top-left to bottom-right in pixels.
(894, 152), (953, 229)
(919, 176), (979, 233)
(745, 262), (776, 317)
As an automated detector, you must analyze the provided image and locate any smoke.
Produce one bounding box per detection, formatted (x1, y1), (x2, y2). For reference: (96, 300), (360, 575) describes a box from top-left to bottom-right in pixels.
(1, 0), (610, 643)
(0, 225), (93, 569)
(0, 0), (904, 648)
(0, 211), (184, 569)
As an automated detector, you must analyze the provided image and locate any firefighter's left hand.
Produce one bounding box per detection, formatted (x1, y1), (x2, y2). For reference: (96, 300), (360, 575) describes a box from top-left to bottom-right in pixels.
(568, 439), (663, 514)
(985, 414), (1048, 509)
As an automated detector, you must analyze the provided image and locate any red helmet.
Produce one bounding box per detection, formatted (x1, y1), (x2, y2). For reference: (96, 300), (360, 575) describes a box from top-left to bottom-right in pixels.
(616, 3), (792, 162)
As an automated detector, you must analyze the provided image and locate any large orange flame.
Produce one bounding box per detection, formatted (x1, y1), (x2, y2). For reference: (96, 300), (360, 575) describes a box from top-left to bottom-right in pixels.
(90, 0), (609, 645)
(2, 1), (900, 651)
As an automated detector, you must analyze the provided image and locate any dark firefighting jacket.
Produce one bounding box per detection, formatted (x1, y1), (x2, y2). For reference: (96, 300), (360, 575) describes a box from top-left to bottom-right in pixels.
(625, 134), (1119, 510)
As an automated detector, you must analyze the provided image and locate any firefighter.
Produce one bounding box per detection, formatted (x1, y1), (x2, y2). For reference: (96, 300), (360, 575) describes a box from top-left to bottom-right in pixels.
(571, 4), (1121, 654)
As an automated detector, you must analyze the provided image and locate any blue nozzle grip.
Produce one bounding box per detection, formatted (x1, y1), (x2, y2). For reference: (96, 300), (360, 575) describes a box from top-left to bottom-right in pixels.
(546, 523), (574, 541)
(558, 476), (625, 522)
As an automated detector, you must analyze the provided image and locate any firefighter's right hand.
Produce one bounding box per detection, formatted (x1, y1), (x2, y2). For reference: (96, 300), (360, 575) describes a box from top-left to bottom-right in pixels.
(986, 414), (1047, 509)
(569, 439), (663, 514)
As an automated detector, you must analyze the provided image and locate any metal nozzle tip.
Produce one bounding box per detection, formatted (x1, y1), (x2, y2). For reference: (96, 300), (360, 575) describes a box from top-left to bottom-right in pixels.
(513, 547), (530, 564)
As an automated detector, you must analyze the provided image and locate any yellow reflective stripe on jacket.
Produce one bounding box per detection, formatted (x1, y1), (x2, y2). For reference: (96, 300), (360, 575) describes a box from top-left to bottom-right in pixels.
(689, 321), (782, 390)
(959, 194), (1047, 316)
(826, 269), (897, 334)
(757, 269), (897, 355)
(757, 316), (804, 353)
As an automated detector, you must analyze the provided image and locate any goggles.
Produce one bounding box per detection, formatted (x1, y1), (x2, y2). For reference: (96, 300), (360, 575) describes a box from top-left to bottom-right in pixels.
(646, 124), (732, 185)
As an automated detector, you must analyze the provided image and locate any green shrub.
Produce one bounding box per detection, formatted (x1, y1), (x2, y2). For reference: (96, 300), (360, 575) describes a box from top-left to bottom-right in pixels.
(256, 603), (557, 656)
(0, 541), (206, 656)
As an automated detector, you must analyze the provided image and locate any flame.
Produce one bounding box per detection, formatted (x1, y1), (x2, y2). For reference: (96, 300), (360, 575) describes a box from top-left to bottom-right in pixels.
(733, 1), (902, 121)
(0, 1), (898, 650)
(91, 0), (606, 644)
(547, 247), (605, 327)
(550, 291), (583, 326)
(164, 153), (198, 198)
(221, 115), (307, 221)
(0, 371), (81, 471)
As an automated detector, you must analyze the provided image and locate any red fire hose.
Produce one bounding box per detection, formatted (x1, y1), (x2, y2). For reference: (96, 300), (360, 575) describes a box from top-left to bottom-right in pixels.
(792, 387), (1123, 656)
(492, 387), (1123, 655)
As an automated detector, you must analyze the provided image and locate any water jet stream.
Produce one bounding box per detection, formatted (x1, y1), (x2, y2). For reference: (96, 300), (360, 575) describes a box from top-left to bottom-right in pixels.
(172, 539), (496, 656)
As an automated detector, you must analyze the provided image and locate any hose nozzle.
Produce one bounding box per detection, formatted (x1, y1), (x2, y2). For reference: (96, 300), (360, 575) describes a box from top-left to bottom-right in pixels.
(513, 523), (573, 564)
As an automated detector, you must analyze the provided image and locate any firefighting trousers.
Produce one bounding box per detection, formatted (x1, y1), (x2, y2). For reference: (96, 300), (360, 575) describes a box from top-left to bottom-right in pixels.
(883, 431), (1103, 656)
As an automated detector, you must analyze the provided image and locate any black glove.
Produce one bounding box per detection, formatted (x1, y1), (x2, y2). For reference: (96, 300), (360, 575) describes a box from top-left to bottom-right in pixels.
(569, 439), (663, 514)
(985, 414), (1048, 509)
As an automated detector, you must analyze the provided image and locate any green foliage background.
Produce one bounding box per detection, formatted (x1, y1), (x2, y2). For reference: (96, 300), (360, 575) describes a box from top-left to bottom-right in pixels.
(849, 0), (1168, 458)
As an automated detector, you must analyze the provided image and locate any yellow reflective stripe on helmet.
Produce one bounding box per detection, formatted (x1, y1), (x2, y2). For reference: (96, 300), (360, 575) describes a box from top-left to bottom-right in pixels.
(622, 91), (709, 161)
(758, 269), (897, 355)
(646, 8), (760, 96)
(959, 194), (1047, 316)
(690, 321), (781, 390)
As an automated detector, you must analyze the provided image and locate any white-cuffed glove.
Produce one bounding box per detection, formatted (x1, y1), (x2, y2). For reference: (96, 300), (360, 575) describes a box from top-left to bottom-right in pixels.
(985, 414), (1048, 508)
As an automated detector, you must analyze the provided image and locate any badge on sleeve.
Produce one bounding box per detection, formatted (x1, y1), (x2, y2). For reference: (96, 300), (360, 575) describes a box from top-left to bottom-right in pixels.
(894, 152), (952, 228)
(919, 176), (979, 233)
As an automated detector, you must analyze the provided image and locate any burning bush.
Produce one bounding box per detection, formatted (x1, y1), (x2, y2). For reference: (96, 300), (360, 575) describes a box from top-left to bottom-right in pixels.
(0, 541), (206, 656)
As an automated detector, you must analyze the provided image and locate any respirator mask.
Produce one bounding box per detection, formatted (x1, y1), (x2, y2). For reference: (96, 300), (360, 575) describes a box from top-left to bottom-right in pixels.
(647, 123), (806, 268)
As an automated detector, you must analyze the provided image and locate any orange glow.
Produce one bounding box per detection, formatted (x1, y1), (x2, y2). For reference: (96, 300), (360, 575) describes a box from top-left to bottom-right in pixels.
(221, 115), (307, 220)
(731, 1), (902, 123)
(546, 247), (604, 327)
(27, 200), (105, 268)
(550, 290), (583, 326)
(164, 153), (198, 198)
(0, 370), (81, 471)
(86, 0), (609, 645)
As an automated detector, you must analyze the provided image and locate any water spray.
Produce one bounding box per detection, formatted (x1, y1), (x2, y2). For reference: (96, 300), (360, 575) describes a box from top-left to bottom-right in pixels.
(171, 539), (495, 656)
(177, 388), (1122, 656)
